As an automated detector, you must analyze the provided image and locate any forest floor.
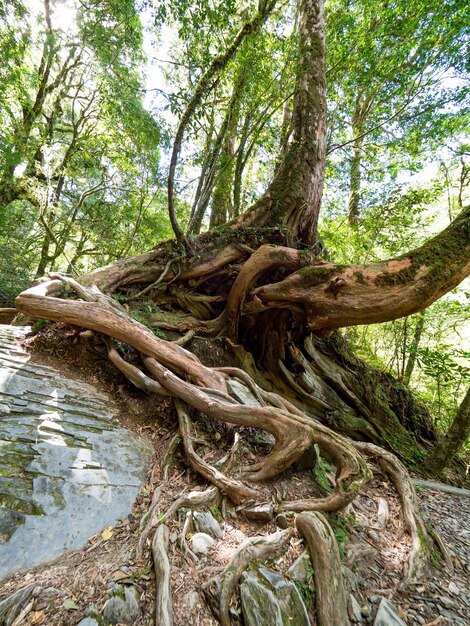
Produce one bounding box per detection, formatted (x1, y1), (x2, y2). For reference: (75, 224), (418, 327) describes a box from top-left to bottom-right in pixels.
(0, 325), (469, 626)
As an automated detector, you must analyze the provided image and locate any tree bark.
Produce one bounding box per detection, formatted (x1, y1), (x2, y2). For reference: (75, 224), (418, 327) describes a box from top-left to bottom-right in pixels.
(424, 387), (470, 471)
(238, 0), (327, 247)
(347, 133), (363, 224)
(167, 0), (277, 249)
(251, 205), (470, 333)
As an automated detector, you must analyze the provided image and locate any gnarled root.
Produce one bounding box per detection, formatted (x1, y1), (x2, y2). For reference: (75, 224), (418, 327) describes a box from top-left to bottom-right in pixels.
(152, 524), (173, 626)
(203, 528), (294, 626)
(296, 512), (350, 626)
(352, 441), (433, 581)
(175, 399), (259, 504)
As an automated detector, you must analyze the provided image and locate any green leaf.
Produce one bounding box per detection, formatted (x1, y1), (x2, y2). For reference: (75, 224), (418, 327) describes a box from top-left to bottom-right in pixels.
(63, 599), (80, 611)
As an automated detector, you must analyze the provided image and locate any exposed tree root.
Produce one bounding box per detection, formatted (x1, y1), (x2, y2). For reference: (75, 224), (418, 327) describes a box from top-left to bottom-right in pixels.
(219, 244), (302, 340)
(14, 271), (449, 622)
(352, 441), (438, 581)
(296, 511), (350, 626)
(152, 524), (173, 626)
(138, 485), (219, 561)
(202, 528), (294, 626)
(175, 398), (259, 504)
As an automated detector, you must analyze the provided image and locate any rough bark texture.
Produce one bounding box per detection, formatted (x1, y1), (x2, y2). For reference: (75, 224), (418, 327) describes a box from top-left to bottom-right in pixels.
(238, 0), (327, 246)
(296, 512), (350, 626)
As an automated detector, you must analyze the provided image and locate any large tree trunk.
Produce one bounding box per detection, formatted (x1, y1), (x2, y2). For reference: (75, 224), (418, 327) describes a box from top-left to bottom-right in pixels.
(8, 1), (469, 622)
(237, 0), (327, 246)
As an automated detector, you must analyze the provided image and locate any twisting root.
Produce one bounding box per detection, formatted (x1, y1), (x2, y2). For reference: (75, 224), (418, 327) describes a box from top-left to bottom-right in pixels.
(219, 244), (302, 340)
(16, 277), (371, 511)
(296, 512), (350, 626)
(181, 510), (198, 562)
(203, 528), (294, 626)
(175, 399), (259, 504)
(352, 441), (433, 581)
(152, 524), (173, 626)
(127, 257), (181, 301)
(136, 431), (181, 559)
(105, 339), (169, 395)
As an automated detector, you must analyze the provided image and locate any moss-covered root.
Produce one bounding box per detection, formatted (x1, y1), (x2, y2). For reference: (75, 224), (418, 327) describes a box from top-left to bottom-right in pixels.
(296, 512), (350, 626)
(352, 441), (431, 581)
(202, 528), (294, 626)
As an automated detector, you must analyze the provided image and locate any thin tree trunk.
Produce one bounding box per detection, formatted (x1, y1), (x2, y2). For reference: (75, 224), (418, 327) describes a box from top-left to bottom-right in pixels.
(210, 135), (235, 228)
(35, 233), (52, 278)
(424, 387), (470, 471)
(167, 0), (277, 249)
(347, 133), (363, 224)
(403, 312), (426, 384)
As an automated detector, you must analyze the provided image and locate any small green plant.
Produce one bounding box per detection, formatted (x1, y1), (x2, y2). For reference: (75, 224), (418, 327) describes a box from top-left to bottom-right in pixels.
(294, 565), (314, 605)
(209, 505), (221, 520)
(313, 454), (334, 493)
(32, 319), (50, 332)
(130, 312), (167, 338)
(331, 516), (349, 557)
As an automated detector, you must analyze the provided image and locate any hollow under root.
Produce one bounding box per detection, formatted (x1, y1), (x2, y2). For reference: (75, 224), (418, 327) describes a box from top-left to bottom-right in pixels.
(202, 528), (294, 626)
(296, 511), (350, 626)
(175, 398), (260, 504)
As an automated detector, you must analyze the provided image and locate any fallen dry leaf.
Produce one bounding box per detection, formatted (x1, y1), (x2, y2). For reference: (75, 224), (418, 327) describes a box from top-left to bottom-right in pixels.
(30, 610), (45, 625)
(101, 526), (113, 541)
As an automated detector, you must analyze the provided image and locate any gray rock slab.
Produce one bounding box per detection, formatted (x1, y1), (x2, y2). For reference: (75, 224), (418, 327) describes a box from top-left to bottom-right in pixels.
(192, 510), (223, 538)
(373, 598), (407, 626)
(0, 325), (153, 581)
(227, 379), (262, 407)
(102, 585), (139, 625)
(287, 551), (312, 583)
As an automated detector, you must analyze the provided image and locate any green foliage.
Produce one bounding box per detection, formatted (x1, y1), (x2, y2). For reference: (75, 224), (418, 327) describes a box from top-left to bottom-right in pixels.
(330, 516), (349, 558)
(293, 564), (315, 606)
(209, 505), (221, 520)
(325, 0), (469, 219)
(0, 0), (168, 283)
(130, 303), (168, 338)
(313, 454), (334, 493)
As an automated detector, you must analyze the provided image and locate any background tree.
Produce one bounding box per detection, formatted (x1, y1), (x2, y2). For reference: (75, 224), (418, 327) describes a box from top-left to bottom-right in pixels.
(0, 0), (168, 301)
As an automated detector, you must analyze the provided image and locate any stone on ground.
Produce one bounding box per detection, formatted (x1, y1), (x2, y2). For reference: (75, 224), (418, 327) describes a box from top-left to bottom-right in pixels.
(102, 585), (139, 625)
(373, 598), (407, 626)
(192, 511), (223, 538)
(0, 324), (153, 581)
(240, 566), (311, 626)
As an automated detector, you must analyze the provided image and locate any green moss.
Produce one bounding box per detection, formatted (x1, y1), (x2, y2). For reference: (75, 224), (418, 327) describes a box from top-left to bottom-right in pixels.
(0, 493), (44, 515)
(313, 455), (333, 492)
(297, 266), (337, 283)
(353, 271), (367, 285)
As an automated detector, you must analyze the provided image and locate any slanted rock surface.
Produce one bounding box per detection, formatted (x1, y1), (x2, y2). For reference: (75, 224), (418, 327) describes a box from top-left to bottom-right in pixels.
(0, 324), (153, 581)
(240, 566), (311, 626)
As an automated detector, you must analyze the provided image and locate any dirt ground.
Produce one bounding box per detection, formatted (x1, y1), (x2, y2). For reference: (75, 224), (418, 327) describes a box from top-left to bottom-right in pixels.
(0, 325), (469, 626)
